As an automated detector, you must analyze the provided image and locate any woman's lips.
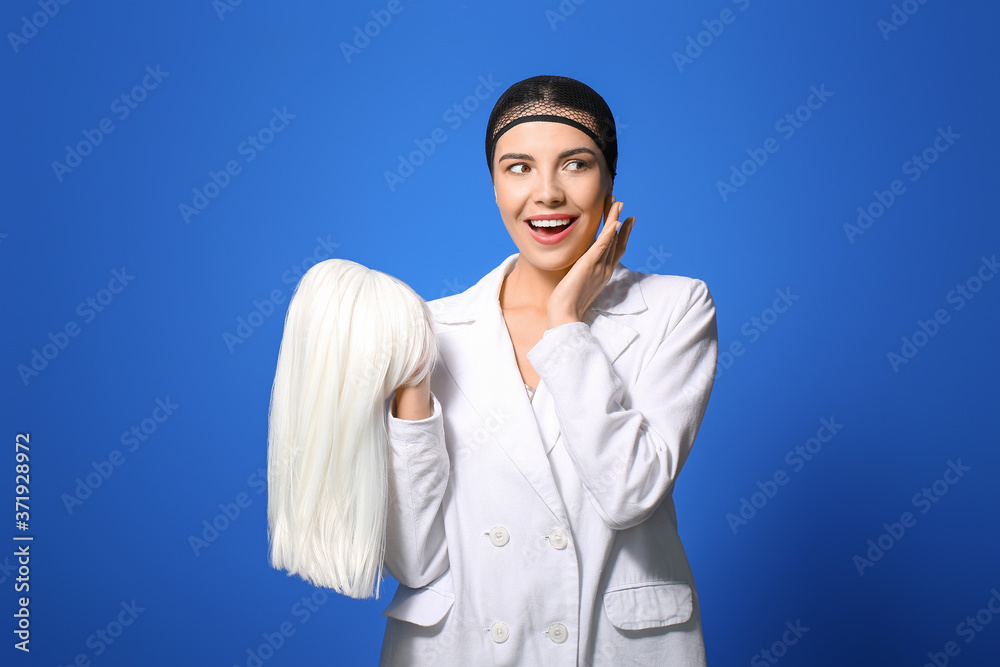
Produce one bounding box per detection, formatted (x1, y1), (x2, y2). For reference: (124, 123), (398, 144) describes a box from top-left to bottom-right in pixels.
(523, 216), (578, 245)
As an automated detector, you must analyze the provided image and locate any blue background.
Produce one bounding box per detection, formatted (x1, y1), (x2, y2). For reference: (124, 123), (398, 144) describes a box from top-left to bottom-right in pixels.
(3, 1), (998, 665)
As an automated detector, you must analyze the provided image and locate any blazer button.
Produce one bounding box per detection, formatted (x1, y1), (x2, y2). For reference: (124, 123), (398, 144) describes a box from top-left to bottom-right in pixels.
(547, 527), (568, 550)
(488, 621), (510, 643)
(546, 622), (568, 644)
(488, 526), (510, 547)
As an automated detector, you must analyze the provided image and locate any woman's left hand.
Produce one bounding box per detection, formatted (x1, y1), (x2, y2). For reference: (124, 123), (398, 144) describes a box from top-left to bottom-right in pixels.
(547, 194), (636, 328)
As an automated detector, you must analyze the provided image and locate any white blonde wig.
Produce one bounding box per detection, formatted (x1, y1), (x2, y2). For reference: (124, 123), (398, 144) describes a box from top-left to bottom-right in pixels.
(267, 258), (437, 599)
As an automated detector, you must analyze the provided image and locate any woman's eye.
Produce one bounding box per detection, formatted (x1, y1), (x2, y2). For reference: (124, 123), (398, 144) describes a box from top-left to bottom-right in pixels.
(506, 160), (586, 174)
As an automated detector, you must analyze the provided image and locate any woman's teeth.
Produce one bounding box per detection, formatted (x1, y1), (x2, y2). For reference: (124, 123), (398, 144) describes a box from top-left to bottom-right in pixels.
(529, 218), (575, 228)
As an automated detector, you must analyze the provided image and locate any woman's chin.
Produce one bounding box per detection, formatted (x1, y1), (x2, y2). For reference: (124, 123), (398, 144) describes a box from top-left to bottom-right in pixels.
(513, 245), (586, 272)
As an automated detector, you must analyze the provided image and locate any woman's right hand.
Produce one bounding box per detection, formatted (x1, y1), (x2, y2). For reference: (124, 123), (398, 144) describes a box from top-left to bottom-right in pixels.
(392, 375), (432, 421)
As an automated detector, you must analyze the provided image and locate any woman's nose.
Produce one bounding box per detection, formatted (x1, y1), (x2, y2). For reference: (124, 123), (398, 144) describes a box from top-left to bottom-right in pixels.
(533, 170), (565, 205)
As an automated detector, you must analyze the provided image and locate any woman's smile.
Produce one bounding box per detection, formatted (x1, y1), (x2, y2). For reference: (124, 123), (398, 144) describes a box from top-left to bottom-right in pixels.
(523, 215), (579, 244)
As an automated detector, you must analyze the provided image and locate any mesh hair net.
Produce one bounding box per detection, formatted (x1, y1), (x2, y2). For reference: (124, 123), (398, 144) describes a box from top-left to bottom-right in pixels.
(485, 74), (618, 180)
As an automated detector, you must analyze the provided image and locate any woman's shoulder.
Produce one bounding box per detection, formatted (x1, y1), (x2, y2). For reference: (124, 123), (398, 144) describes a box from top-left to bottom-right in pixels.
(619, 270), (716, 345)
(424, 255), (515, 324)
(632, 269), (710, 293)
(425, 284), (478, 326)
(618, 265), (714, 314)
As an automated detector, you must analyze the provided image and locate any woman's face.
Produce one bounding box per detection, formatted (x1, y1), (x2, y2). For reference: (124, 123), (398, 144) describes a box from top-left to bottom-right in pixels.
(492, 121), (613, 273)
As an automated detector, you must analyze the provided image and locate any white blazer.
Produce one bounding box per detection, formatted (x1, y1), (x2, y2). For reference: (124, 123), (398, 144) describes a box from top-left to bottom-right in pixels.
(379, 253), (718, 666)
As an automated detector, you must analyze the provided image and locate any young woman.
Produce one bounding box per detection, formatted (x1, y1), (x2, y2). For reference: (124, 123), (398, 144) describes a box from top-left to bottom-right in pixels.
(379, 75), (718, 666)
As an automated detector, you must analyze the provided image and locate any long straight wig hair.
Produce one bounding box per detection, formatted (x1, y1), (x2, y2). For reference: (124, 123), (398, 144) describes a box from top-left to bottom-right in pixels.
(267, 258), (437, 599)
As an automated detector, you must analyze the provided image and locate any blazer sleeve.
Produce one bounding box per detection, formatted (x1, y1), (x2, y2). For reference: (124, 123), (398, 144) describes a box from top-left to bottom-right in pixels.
(382, 391), (451, 589)
(527, 278), (718, 531)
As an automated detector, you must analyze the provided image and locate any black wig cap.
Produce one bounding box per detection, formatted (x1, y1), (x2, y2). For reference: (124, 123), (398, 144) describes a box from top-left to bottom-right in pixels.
(485, 75), (617, 180)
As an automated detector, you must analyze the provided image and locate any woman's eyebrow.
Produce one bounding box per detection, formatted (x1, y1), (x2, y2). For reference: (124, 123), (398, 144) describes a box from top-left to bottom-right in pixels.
(498, 147), (597, 162)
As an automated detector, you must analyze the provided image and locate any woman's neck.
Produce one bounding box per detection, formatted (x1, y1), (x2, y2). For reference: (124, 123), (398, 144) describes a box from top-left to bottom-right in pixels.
(499, 258), (569, 312)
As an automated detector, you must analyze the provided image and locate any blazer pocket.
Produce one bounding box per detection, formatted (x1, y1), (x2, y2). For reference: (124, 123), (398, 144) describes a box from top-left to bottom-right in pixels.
(602, 581), (693, 631)
(381, 584), (455, 627)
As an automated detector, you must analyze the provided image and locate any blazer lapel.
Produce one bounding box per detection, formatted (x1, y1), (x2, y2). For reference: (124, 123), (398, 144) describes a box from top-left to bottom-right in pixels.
(429, 253), (648, 524)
